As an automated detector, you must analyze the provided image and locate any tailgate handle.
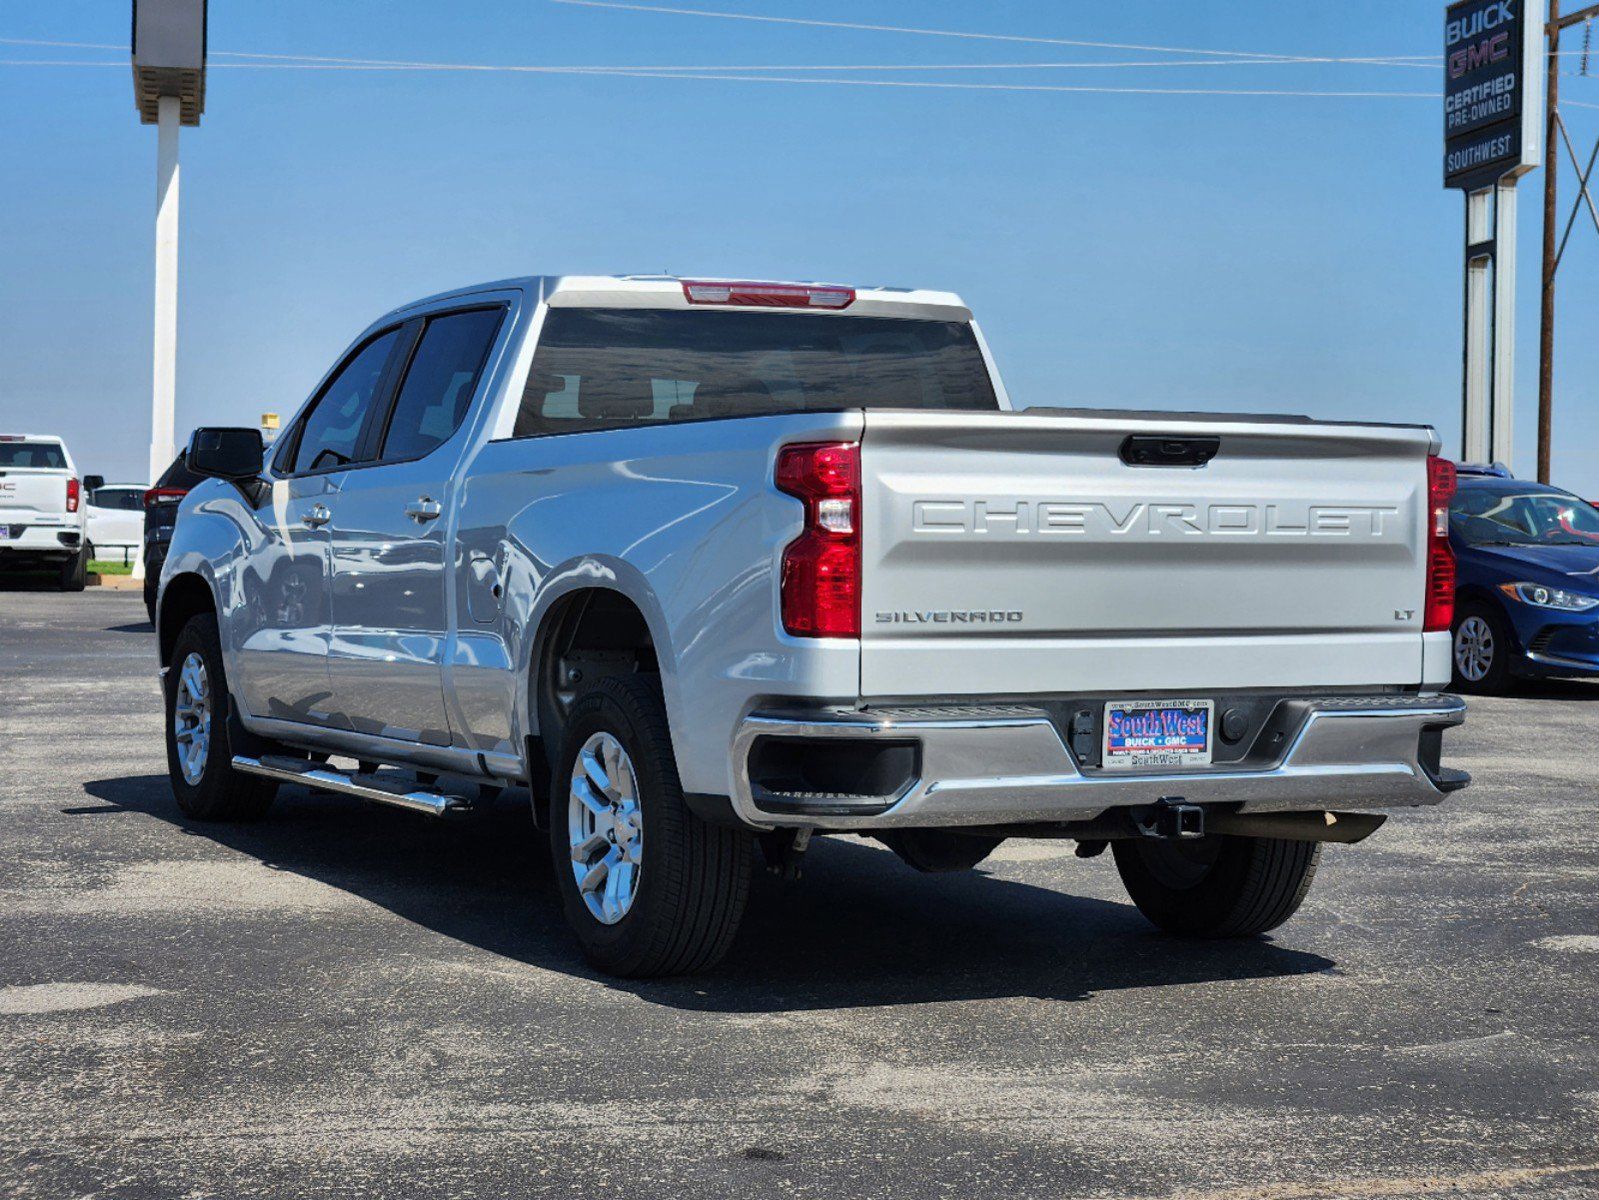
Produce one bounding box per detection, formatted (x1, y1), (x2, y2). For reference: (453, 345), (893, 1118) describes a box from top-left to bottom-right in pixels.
(1120, 435), (1220, 468)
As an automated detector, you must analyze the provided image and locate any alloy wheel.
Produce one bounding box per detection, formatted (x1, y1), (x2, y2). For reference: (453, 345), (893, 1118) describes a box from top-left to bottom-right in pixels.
(1454, 615), (1494, 683)
(172, 651), (212, 785)
(567, 731), (643, 925)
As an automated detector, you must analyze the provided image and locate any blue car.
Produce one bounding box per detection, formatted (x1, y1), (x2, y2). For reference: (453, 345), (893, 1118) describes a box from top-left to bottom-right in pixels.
(1449, 466), (1599, 691)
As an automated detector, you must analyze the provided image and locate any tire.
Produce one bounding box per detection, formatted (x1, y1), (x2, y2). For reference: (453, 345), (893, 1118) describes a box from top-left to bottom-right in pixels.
(1112, 834), (1320, 938)
(59, 544), (88, 592)
(548, 674), (754, 977)
(1452, 600), (1512, 693)
(164, 612), (277, 821)
(879, 829), (1005, 873)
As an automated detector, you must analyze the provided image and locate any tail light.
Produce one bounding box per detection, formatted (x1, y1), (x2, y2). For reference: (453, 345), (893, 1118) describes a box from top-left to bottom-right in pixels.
(775, 442), (861, 637)
(1424, 455), (1457, 632)
(66, 477), (80, 513)
(144, 487), (188, 508)
(683, 280), (855, 310)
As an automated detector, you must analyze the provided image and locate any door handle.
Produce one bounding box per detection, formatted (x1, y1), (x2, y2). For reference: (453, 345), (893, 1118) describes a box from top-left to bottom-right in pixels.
(405, 497), (443, 523)
(302, 504), (331, 529)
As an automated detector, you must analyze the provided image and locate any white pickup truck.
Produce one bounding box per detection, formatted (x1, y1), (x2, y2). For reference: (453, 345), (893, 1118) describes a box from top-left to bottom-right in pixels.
(155, 275), (1468, 977)
(0, 434), (97, 590)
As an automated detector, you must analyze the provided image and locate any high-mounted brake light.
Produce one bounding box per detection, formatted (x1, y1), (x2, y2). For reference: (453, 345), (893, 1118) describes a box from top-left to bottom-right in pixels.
(1424, 455), (1457, 632)
(66, 477), (80, 513)
(144, 486), (188, 508)
(682, 280), (855, 310)
(775, 442), (861, 637)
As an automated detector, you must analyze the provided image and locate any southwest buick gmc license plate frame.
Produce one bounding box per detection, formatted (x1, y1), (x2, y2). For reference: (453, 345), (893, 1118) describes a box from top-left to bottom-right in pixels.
(1101, 698), (1214, 770)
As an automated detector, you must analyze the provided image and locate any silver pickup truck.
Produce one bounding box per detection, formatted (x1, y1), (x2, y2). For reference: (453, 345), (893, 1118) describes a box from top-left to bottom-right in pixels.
(157, 274), (1468, 977)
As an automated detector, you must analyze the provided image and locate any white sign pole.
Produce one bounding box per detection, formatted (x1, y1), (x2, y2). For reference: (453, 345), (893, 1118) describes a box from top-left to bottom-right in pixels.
(1463, 188), (1492, 462)
(1490, 178), (1519, 465)
(149, 93), (180, 487)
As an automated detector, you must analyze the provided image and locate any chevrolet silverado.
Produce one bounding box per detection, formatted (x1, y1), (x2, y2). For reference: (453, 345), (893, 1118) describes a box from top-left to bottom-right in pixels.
(155, 275), (1468, 976)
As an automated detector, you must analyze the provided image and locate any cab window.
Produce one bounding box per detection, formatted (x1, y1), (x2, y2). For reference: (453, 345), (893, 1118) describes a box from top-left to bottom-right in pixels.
(285, 329), (401, 473)
(378, 308), (504, 462)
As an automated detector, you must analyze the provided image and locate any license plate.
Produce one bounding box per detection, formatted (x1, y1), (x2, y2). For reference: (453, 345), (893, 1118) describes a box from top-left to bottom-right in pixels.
(1102, 699), (1213, 770)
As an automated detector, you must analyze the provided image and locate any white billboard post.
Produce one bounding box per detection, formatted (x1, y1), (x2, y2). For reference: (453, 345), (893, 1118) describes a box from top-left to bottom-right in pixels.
(131, 1), (206, 497)
(1444, 0), (1545, 466)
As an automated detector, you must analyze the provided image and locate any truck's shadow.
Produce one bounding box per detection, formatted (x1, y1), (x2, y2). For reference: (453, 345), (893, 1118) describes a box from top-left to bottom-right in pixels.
(81, 774), (1334, 1011)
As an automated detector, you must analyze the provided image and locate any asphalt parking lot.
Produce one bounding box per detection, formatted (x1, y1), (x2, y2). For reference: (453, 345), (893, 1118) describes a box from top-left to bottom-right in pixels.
(2, 589), (1598, 1199)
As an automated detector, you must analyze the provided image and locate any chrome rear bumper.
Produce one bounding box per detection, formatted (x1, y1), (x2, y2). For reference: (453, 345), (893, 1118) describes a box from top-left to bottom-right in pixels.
(729, 694), (1467, 830)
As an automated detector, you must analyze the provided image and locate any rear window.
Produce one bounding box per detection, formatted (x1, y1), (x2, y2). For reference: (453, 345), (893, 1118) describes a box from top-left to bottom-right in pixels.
(91, 487), (146, 511)
(155, 453), (204, 490)
(0, 442), (67, 469)
(512, 308), (998, 438)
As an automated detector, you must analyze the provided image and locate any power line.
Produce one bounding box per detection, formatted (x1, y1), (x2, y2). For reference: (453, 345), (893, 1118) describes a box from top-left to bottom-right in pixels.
(0, 36), (124, 51)
(211, 49), (1440, 73)
(0, 54), (1439, 97)
(494, 69), (1438, 98)
(0, 35), (1439, 74)
(548, 0), (1427, 65)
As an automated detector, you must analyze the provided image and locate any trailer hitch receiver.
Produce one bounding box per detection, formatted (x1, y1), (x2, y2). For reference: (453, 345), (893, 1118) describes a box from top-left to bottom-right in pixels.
(1136, 799), (1205, 840)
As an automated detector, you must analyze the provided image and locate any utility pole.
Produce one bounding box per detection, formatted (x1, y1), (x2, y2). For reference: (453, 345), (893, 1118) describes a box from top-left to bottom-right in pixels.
(1538, 1), (1599, 483)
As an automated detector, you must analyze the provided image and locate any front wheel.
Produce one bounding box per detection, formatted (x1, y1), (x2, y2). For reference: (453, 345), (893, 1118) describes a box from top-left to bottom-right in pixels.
(1452, 602), (1511, 693)
(165, 612), (277, 821)
(1112, 835), (1320, 937)
(549, 674), (754, 977)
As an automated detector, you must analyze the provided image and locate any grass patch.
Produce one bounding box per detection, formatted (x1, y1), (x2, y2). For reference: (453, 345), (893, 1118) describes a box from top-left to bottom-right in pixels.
(89, 560), (134, 576)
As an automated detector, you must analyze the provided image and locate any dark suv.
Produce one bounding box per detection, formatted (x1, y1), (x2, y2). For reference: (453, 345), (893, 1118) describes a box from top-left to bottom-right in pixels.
(143, 452), (204, 622)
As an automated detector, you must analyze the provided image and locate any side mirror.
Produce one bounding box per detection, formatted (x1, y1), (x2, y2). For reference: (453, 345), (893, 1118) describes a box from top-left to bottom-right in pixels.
(187, 427), (264, 482)
(83, 474), (105, 493)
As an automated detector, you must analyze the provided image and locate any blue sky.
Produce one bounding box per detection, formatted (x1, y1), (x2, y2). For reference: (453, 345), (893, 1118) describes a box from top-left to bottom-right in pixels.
(2, 1), (1597, 489)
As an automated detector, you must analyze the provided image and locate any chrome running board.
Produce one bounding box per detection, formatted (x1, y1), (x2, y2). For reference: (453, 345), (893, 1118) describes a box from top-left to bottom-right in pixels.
(232, 754), (473, 818)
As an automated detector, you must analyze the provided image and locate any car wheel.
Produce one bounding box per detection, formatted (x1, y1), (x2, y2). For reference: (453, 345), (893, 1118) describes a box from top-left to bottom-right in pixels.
(165, 612), (277, 821)
(1112, 834), (1320, 937)
(58, 544), (89, 592)
(549, 674), (754, 977)
(1452, 601), (1511, 693)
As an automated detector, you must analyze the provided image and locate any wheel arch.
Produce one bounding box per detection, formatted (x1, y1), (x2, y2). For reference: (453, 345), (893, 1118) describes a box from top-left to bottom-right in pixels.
(158, 572), (218, 665)
(523, 573), (679, 799)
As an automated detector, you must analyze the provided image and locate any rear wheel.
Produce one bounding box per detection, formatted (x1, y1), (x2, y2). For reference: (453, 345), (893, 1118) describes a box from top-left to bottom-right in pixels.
(58, 543), (89, 592)
(1452, 601), (1511, 693)
(548, 674), (754, 977)
(164, 612), (276, 821)
(1112, 834), (1320, 937)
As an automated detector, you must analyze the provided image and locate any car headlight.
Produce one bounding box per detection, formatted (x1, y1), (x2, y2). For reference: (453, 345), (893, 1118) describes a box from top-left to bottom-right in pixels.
(1497, 582), (1599, 612)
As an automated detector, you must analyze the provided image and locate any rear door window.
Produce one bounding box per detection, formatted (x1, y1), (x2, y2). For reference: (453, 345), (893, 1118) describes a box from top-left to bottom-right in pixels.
(512, 308), (997, 438)
(285, 329), (401, 473)
(377, 308), (504, 462)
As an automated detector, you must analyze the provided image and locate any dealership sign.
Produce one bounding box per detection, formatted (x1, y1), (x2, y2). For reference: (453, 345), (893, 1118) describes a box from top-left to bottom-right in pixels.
(1444, 0), (1543, 188)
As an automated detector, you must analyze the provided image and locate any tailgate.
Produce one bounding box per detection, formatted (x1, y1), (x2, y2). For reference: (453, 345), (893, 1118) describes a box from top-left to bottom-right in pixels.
(0, 470), (69, 522)
(858, 410), (1435, 698)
